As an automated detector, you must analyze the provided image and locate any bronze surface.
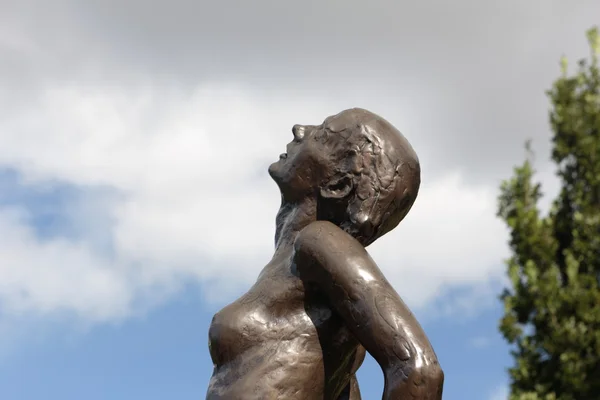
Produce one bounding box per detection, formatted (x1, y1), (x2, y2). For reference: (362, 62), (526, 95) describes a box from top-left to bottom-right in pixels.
(206, 108), (444, 399)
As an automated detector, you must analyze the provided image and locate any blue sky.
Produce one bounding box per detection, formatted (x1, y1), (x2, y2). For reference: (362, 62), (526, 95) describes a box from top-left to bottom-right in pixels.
(0, 171), (512, 399)
(1, 1), (599, 399)
(0, 285), (512, 400)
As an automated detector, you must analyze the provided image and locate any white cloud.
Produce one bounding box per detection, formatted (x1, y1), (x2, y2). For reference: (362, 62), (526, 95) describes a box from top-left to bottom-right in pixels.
(0, 81), (514, 324)
(0, 1), (586, 329)
(370, 170), (509, 306)
(0, 207), (131, 321)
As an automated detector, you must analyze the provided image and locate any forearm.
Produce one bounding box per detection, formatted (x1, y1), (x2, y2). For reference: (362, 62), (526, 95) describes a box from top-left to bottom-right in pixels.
(294, 221), (444, 399)
(324, 275), (443, 400)
(334, 284), (443, 400)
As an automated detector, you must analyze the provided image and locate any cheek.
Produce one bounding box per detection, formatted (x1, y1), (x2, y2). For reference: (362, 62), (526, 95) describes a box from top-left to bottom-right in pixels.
(281, 156), (317, 185)
(283, 142), (332, 184)
(285, 149), (309, 171)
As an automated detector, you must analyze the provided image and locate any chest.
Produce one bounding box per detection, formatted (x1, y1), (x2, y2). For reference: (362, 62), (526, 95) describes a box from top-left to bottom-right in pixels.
(208, 272), (314, 362)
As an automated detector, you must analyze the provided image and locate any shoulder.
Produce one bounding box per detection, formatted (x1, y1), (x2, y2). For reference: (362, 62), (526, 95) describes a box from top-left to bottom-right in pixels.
(294, 220), (350, 249)
(294, 221), (366, 258)
(292, 221), (382, 287)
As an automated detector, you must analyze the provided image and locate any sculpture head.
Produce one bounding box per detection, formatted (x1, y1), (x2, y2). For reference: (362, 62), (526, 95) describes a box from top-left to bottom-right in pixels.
(269, 108), (420, 246)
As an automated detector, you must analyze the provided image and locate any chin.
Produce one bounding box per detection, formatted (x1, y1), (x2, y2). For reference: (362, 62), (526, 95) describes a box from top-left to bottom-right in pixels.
(268, 162), (281, 180)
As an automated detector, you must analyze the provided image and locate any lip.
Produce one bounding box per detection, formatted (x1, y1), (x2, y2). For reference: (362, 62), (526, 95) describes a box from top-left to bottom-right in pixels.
(279, 153), (287, 160)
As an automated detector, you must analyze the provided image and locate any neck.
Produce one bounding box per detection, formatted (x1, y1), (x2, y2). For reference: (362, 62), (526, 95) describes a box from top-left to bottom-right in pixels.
(274, 194), (318, 252)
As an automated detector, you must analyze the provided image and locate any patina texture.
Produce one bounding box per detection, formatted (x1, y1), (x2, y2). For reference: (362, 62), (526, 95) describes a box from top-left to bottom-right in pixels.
(206, 108), (444, 399)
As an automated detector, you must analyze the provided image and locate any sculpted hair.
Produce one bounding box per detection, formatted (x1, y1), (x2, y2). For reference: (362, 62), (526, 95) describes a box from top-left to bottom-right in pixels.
(316, 110), (421, 246)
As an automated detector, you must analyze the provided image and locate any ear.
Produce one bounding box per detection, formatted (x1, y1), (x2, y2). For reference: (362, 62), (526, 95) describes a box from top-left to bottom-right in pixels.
(320, 175), (353, 199)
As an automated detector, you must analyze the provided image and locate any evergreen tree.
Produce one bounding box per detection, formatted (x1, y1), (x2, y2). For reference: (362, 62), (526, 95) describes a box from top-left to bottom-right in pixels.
(497, 27), (600, 400)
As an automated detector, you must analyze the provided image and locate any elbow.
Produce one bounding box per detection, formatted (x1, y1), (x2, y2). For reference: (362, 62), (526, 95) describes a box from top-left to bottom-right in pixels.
(416, 359), (444, 389)
(407, 358), (444, 399)
(384, 351), (444, 399)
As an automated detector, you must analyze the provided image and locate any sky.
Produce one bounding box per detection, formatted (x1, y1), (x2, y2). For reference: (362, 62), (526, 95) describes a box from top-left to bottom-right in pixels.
(0, 1), (598, 399)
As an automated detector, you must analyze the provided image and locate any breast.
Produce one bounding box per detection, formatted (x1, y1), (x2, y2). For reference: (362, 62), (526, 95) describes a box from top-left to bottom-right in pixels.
(207, 310), (327, 400)
(207, 293), (365, 400)
(209, 303), (260, 366)
(208, 297), (318, 367)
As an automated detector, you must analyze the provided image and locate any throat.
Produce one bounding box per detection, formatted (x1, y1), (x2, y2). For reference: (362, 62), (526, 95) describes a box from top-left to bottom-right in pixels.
(274, 196), (317, 251)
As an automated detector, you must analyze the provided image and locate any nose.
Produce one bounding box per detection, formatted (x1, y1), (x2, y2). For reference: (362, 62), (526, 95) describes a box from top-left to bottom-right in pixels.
(292, 124), (305, 140)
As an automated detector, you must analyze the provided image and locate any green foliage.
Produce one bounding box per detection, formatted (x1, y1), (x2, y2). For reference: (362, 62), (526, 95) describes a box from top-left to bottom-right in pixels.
(498, 27), (600, 400)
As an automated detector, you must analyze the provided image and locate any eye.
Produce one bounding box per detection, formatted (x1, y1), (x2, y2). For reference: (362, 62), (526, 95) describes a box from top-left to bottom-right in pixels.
(314, 127), (330, 143)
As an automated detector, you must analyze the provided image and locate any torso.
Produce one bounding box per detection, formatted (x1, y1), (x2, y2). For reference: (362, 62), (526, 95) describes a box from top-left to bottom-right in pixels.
(206, 249), (365, 400)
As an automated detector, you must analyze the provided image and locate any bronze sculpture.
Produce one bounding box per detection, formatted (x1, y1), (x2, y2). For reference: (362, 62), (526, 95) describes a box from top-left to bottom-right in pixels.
(206, 108), (444, 399)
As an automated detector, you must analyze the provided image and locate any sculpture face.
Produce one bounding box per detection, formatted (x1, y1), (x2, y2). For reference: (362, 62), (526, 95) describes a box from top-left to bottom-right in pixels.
(268, 123), (332, 200)
(269, 108), (421, 246)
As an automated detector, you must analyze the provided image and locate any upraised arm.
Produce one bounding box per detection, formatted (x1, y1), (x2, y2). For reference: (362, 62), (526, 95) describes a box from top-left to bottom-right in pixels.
(293, 221), (444, 400)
